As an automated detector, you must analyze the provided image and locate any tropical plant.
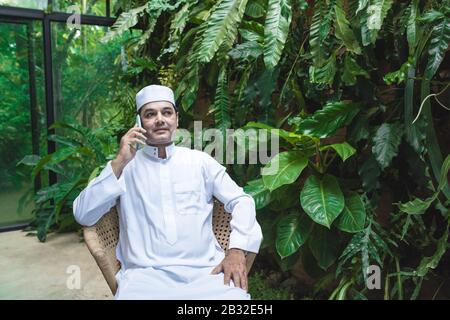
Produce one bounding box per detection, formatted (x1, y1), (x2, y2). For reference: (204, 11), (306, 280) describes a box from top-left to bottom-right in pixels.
(24, 0), (450, 299)
(17, 121), (120, 241)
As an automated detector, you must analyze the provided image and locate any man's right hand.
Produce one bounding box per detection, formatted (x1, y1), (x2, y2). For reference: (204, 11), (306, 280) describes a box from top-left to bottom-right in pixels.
(111, 127), (147, 178)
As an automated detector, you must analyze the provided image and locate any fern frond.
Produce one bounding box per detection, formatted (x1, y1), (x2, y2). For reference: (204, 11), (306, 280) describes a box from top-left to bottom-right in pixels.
(263, 0), (292, 69)
(211, 67), (232, 134)
(160, 2), (195, 58)
(196, 0), (249, 64)
(101, 3), (148, 43)
(309, 0), (333, 67)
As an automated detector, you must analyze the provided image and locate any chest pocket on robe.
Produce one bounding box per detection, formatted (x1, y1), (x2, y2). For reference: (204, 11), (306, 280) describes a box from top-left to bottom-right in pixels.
(173, 181), (202, 215)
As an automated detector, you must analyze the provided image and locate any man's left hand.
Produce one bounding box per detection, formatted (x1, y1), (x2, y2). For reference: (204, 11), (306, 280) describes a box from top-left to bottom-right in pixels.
(211, 248), (247, 291)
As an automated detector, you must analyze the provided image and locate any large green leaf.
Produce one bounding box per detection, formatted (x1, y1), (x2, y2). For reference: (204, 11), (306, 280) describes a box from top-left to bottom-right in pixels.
(360, 0), (393, 46)
(309, 53), (336, 85)
(421, 13), (450, 80)
(31, 146), (93, 179)
(300, 174), (345, 228)
(245, 0), (266, 18)
(276, 212), (312, 258)
(366, 0), (393, 35)
(244, 121), (313, 145)
(262, 151), (308, 191)
(196, 0), (249, 63)
(406, 0), (419, 55)
(244, 178), (272, 209)
(229, 41), (263, 61)
(334, 0), (361, 54)
(294, 101), (360, 138)
(320, 142), (356, 162)
(371, 122), (403, 170)
(308, 225), (340, 270)
(337, 192), (366, 233)
(342, 53), (369, 86)
(263, 0), (292, 69)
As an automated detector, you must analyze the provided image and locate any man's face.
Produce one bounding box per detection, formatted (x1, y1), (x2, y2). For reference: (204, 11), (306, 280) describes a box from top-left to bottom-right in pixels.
(139, 101), (178, 145)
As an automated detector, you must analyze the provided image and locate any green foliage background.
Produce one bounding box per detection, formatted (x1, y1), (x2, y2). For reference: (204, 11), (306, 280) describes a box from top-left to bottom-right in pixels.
(15, 0), (450, 299)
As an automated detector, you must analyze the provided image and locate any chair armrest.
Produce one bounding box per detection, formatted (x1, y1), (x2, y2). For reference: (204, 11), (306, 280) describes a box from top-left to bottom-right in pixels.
(83, 226), (120, 295)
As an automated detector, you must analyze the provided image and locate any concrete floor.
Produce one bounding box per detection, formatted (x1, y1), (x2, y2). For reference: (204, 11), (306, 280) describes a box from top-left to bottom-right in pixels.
(0, 230), (113, 300)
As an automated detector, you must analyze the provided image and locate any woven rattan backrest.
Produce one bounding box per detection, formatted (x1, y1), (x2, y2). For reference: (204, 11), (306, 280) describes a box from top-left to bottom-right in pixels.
(94, 198), (231, 253)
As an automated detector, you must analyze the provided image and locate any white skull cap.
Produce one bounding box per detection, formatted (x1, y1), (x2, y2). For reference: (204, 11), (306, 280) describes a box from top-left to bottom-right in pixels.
(136, 85), (176, 112)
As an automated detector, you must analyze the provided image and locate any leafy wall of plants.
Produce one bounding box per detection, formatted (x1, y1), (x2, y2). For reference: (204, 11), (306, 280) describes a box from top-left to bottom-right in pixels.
(23, 0), (450, 299)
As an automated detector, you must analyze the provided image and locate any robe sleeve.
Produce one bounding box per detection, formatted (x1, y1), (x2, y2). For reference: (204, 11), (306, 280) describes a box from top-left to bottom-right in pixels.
(73, 161), (127, 227)
(202, 153), (263, 254)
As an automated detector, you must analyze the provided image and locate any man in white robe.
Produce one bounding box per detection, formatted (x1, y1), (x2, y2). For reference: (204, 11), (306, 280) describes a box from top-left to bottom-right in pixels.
(73, 85), (263, 300)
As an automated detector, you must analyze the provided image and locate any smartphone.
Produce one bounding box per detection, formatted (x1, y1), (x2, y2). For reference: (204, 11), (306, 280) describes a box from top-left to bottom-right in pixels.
(135, 114), (143, 150)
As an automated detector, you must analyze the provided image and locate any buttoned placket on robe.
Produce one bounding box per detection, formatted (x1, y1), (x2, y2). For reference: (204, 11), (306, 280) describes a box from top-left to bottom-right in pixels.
(144, 144), (177, 245)
(159, 161), (177, 245)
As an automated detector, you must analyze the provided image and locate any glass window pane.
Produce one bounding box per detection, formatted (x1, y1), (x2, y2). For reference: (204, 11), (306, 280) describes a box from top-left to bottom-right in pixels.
(110, 0), (118, 17)
(51, 22), (134, 128)
(0, 21), (46, 228)
(0, 0), (48, 10)
(53, 0), (107, 16)
(50, 22), (138, 189)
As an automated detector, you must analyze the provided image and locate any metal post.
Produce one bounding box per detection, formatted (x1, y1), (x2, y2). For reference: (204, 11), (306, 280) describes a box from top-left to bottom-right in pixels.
(26, 21), (41, 191)
(42, 14), (57, 185)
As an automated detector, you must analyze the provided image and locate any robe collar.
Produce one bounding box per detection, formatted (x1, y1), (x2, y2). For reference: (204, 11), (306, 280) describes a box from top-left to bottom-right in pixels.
(143, 142), (175, 160)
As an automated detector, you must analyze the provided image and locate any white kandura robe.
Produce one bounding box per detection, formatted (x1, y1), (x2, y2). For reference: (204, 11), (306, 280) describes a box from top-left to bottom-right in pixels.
(73, 142), (263, 300)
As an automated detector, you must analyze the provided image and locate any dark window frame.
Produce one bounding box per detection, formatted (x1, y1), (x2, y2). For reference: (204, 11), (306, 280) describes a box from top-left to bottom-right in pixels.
(0, 1), (118, 231)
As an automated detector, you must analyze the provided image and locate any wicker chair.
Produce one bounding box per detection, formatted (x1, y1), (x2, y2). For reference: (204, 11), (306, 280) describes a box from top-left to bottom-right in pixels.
(83, 198), (257, 295)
